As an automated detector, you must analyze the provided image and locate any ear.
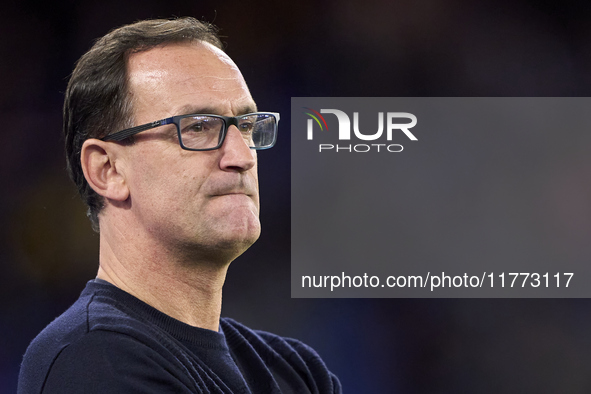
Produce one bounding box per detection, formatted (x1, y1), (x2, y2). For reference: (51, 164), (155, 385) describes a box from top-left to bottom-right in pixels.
(81, 139), (130, 202)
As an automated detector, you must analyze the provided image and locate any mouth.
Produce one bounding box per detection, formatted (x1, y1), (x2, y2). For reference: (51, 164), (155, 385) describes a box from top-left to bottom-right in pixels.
(210, 190), (253, 197)
(209, 192), (258, 204)
(208, 177), (258, 199)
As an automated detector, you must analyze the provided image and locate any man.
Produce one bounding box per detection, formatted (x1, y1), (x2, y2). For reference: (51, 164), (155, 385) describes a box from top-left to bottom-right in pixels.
(18, 17), (341, 394)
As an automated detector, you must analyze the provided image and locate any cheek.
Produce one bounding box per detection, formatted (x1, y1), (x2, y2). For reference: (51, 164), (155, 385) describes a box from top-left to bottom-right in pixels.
(130, 146), (209, 189)
(126, 154), (195, 211)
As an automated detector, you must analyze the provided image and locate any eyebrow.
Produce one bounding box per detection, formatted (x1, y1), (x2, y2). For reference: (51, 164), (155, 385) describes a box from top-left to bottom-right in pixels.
(177, 103), (258, 117)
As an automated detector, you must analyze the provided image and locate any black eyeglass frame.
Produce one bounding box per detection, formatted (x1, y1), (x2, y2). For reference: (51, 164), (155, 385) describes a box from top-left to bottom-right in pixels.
(101, 112), (280, 151)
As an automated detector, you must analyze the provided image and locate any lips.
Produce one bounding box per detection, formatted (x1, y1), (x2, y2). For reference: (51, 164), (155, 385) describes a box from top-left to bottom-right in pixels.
(211, 191), (252, 197)
(209, 185), (256, 197)
(208, 175), (257, 198)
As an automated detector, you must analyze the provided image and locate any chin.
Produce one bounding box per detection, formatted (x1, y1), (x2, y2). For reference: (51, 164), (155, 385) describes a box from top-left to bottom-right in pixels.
(218, 207), (261, 244)
(193, 220), (261, 264)
(194, 235), (259, 266)
(224, 224), (261, 254)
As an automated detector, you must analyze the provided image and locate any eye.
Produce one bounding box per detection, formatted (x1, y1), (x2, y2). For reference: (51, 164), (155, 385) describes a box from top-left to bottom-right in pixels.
(237, 116), (257, 133)
(181, 116), (221, 134)
(188, 122), (203, 132)
(238, 122), (254, 133)
(187, 121), (206, 132)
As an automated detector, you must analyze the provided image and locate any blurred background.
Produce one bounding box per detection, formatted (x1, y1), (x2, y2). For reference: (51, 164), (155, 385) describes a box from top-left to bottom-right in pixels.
(3, 0), (591, 392)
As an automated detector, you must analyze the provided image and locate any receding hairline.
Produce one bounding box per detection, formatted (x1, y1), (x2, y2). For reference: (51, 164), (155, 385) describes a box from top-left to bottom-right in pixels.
(124, 40), (235, 72)
(123, 40), (257, 125)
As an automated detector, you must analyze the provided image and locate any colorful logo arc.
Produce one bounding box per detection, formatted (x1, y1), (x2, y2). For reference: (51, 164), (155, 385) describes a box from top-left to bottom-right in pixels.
(303, 107), (329, 131)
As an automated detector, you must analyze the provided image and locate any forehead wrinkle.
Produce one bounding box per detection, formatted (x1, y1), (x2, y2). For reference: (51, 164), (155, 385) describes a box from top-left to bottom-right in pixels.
(200, 76), (242, 81)
(177, 75), (244, 84)
(232, 102), (258, 115)
(175, 100), (257, 117)
(173, 76), (250, 97)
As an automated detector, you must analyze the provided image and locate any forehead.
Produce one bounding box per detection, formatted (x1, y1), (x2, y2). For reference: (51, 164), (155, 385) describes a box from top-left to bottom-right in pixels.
(126, 41), (255, 118)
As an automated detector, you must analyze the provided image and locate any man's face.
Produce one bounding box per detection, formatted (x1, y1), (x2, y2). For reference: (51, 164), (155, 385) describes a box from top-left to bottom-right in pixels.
(120, 42), (261, 263)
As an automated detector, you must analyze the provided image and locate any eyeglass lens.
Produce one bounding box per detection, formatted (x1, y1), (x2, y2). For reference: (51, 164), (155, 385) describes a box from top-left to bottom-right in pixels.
(179, 114), (276, 150)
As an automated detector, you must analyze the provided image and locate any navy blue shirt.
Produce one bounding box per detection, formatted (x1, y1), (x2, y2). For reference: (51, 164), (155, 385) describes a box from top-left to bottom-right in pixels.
(18, 280), (341, 393)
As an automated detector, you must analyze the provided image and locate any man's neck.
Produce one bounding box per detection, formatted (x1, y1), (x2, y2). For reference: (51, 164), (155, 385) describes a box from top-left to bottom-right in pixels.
(96, 226), (229, 332)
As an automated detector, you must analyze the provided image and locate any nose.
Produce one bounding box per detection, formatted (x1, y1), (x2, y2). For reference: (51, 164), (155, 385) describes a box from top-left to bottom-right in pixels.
(218, 125), (256, 172)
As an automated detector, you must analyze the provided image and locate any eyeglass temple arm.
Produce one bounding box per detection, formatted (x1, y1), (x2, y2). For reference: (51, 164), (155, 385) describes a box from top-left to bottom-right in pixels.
(102, 118), (175, 141)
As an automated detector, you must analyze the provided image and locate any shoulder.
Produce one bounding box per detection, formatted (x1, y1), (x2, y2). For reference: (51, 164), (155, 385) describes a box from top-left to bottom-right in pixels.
(221, 318), (342, 394)
(18, 289), (93, 394)
(39, 330), (195, 394)
(18, 282), (194, 394)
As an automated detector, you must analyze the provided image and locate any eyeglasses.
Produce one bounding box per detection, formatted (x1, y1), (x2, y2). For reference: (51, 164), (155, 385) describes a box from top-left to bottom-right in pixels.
(101, 112), (280, 151)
